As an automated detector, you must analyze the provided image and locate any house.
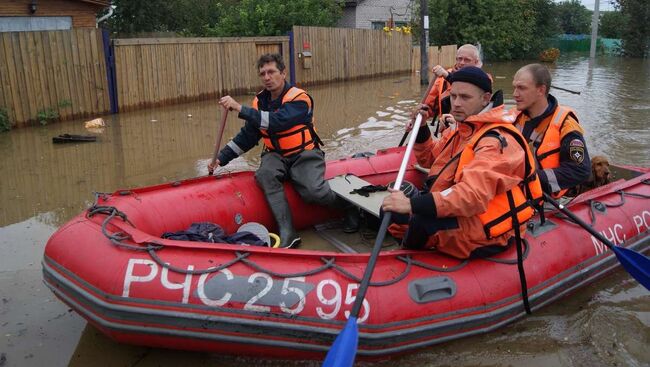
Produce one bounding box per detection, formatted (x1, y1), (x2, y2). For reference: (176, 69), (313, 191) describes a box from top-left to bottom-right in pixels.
(0, 0), (111, 32)
(338, 0), (413, 30)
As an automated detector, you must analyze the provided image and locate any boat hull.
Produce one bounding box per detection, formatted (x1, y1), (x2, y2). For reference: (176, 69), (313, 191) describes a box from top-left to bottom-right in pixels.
(43, 146), (650, 359)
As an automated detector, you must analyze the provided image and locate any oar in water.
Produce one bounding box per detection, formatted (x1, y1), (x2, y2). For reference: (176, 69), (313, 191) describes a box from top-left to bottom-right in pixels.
(323, 111), (425, 367)
(543, 193), (649, 290)
(399, 74), (439, 147)
(208, 106), (228, 175)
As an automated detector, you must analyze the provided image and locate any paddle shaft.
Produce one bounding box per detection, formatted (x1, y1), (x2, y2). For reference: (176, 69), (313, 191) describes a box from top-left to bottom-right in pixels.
(550, 84), (581, 95)
(351, 113), (424, 317)
(399, 75), (439, 147)
(208, 106), (228, 175)
(543, 193), (615, 250)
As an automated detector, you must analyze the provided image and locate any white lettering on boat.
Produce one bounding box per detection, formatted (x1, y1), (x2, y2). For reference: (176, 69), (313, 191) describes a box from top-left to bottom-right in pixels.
(244, 272), (273, 312)
(123, 259), (158, 297)
(316, 280), (369, 323)
(591, 223), (626, 256)
(121, 261), (370, 323)
(632, 210), (650, 234)
(197, 268), (233, 307)
(279, 277), (306, 315)
(161, 263), (194, 304)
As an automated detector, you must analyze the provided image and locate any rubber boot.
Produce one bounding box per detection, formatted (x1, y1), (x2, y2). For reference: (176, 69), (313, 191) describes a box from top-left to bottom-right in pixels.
(330, 197), (361, 233)
(267, 194), (301, 249)
(342, 205), (360, 233)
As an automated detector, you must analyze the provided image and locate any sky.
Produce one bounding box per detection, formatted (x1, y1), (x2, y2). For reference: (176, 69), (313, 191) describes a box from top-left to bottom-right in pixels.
(577, 0), (616, 11)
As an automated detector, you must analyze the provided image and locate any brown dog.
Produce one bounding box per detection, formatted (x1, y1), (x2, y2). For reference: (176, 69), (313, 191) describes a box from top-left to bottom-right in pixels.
(571, 155), (611, 195)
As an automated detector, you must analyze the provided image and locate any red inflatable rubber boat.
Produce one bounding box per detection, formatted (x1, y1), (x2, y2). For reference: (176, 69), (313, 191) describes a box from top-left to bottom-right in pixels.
(42, 146), (650, 360)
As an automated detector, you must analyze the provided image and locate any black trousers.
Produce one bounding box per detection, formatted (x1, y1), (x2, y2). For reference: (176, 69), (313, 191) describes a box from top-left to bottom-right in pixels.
(382, 189), (459, 249)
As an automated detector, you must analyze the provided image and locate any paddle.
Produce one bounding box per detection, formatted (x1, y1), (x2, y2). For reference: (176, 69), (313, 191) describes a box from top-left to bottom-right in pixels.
(398, 74), (439, 147)
(543, 193), (649, 290)
(208, 106), (228, 175)
(550, 85), (581, 95)
(323, 112), (425, 367)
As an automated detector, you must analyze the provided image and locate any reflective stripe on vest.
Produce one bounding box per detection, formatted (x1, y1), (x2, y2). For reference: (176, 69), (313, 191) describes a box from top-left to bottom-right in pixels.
(535, 105), (578, 198)
(455, 123), (543, 239)
(256, 87), (317, 156)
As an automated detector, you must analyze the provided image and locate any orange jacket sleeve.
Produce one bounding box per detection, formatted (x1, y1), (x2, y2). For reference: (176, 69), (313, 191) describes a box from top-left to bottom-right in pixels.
(431, 131), (527, 218)
(413, 127), (456, 169)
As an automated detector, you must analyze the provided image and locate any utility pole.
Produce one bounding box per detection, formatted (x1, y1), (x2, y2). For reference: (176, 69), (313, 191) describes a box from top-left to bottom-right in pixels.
(420, 0), (429, 85)
(589, 0), (600, 58)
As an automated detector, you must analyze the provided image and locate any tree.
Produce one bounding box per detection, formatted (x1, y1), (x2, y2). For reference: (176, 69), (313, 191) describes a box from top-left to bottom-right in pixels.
(427, 0), (559, 60)
(102, 0), (340, 38)
(599, 11), (625, 39)
(615, 0), (650, 57)
(556, 0), (591, 35)
(204, 0), (342, 37)
(103, 0), (228, 37)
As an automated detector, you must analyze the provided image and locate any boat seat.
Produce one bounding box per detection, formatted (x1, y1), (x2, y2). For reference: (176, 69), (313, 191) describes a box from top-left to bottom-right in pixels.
(328, 174), (389, 218)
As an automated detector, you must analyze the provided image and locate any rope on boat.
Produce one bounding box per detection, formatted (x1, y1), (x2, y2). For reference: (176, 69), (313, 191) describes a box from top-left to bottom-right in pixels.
(554, 184), (650, 227)
(82, 191), (565, 284)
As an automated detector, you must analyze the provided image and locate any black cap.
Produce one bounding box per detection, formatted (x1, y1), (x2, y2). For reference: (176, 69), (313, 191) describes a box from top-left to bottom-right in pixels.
(449, 66), (492, 93)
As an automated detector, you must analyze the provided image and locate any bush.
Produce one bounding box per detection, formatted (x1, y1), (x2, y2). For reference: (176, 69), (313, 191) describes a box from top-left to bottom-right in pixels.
(37, 107), (59, 126)
(0, 108), (11, 132)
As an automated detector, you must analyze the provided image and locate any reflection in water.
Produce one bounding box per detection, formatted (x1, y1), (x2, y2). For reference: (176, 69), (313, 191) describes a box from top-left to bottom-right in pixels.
(0, 55), (648, 366)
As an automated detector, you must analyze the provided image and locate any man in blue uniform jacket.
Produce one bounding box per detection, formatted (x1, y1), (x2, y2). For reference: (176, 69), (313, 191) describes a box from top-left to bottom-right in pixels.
(209, 53), (359, 248)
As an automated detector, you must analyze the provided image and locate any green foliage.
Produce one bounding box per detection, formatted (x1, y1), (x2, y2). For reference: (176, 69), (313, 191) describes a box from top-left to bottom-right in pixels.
(616, 0), (649, 57)
(599, 11), (625, 39)
(205, 0), (342, 37)
(37, 107), (59, 126)
(104, 0), (341, 38)
(427, 0), (560, 60)
(556, 0), (592, 35)
(0, 108), (11, 132)
(103, 0), (230, 37)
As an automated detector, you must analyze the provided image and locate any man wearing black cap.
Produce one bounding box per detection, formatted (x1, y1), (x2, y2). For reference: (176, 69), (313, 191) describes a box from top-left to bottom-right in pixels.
(382, 66), (542, 259)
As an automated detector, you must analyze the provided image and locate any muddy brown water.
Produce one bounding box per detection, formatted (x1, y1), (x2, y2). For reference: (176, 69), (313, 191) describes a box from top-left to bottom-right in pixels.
(1, 55), (648, 366)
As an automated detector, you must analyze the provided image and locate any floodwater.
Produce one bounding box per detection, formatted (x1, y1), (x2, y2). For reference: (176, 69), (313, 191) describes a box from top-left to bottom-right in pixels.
(1, 54), (648, 366)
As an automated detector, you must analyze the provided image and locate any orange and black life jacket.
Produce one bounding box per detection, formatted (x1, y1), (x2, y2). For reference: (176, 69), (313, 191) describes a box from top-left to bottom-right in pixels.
(255, 87), (321, 157)
(455, 123), (543, 239)
(517, 105), (579, 198)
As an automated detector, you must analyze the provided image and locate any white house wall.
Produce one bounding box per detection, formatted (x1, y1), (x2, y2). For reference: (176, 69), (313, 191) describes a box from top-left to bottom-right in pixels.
(338, 0), (413, 29)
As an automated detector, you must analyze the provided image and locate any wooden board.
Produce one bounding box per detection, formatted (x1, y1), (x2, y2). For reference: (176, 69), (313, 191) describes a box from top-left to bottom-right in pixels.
(328, 175), (388, 218)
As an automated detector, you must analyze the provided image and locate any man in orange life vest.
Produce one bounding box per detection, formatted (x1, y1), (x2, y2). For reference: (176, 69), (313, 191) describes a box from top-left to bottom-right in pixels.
(210, 53), (359, 248)
(512, 64), (590, 197)
(382, 67), (542, 259)
(411, 44), (484, 126)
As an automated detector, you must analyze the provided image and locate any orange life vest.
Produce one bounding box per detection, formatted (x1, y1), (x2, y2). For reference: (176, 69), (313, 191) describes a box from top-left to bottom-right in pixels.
(255, 87), (319, 157)
(518, 105), (579, 198)
(455, 123), (543, 239)
(434, 76), (450, 118)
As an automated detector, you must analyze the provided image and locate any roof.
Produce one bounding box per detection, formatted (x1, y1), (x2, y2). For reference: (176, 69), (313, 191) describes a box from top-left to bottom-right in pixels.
(78, 0), (112, 7)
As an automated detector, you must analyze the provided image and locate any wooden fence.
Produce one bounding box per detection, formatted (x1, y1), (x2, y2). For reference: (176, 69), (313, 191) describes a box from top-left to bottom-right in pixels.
(112, 36), (289, 111)
(411, 45), (458, 75)
(0, 28), (110, 127)
(0, 27), (455, 127)
(292, 26), (412, 86)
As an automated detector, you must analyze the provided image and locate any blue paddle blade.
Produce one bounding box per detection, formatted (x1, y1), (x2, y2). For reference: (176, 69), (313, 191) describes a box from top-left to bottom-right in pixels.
(323, 317), (359, 367)
(613, 246), (650, 290)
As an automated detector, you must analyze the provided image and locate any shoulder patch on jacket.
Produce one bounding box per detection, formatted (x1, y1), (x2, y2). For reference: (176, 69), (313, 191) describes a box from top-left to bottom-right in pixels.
(569, 145), (585, 164)
(569, 138), (584, 148)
